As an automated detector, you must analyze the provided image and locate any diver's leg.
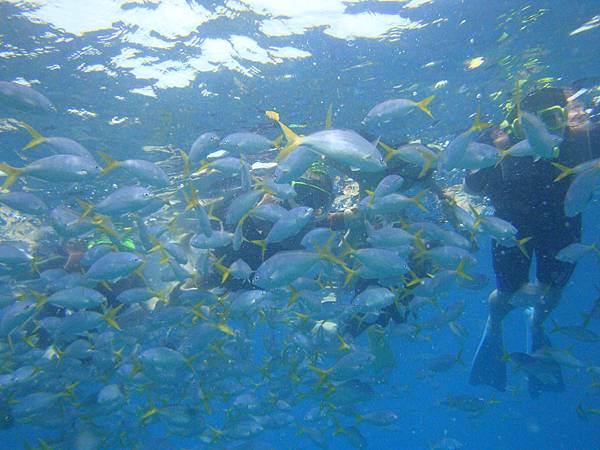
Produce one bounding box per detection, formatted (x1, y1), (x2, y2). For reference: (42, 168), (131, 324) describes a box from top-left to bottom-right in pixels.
(530, 212), (580, 352)
(525, 214), (580, 395)
(527, 284), (562, 352)
(469, 239), (530, 391)
(525, 285), (565, 396)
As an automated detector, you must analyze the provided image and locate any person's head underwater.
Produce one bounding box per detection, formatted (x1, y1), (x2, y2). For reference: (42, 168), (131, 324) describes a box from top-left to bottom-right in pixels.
(290, 161), (334, 216)
(503, 87), (591, 139)
(491, 86), (594, 149)
(505, 87), (568, 139)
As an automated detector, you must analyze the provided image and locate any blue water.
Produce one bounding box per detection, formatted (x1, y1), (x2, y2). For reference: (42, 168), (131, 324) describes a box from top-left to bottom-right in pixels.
(1, 0), (599, 448)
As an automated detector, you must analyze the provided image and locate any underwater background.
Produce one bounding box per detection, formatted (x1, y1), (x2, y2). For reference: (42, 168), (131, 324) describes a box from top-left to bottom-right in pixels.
(0, 0), (600, 449)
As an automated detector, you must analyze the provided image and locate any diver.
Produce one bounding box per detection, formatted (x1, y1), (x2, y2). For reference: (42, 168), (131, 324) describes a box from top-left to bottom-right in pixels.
(214, 161), (336, 290)
(215, 145), (455, 333)
(466, 86), (600, 394)
(40, 228), (142, 305)
(323, 144), (449, 338)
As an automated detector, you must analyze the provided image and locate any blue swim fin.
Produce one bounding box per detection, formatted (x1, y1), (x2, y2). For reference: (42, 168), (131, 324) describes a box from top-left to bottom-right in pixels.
(469, 317), (506, 391)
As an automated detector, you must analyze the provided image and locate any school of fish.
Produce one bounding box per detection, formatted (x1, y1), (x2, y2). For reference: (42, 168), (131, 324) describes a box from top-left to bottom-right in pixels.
(0, 80), (599, 449)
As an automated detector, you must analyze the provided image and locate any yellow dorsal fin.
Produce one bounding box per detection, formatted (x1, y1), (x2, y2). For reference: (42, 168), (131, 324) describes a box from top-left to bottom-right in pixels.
(514, 79), (525, 121)
(468, 104), (493, 132)
(216, 322), (235, 336)
(140, 406), (159, 422)
(267, 110), (299, 143)
(265, 110), (280, 121)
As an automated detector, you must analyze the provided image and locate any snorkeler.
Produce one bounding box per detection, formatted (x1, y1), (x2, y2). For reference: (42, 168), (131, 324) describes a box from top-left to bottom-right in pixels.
(466, 87), (600, 395)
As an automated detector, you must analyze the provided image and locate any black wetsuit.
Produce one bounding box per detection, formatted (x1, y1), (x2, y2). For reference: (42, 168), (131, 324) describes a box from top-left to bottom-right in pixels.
(465, 126), (600, 293)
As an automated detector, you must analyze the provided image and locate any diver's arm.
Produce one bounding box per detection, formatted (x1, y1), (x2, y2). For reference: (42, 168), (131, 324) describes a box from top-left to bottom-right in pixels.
(317, 208), (363, 232)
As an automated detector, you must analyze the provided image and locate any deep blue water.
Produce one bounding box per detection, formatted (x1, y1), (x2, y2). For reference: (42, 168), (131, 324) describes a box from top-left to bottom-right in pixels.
(1, 0), (599, 449)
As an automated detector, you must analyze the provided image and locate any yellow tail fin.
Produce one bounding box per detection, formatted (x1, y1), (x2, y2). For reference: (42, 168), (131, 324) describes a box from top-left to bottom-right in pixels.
(149, 238), (169, 265)
(30, 290), (47, 309)
(405, 270), (423, 287)
(185, 183), (199, 211)
(337, 333), (350, 351)
(308, 364), (333, 388)
(265, 110), (303, 161)
(75, 198), (94, 221)
(0, 163), (23, 190)
(551, 162), (573, 182)
(378, 141), (398, 162)
(18, 122), (46, 150)
(315, 244), (355, 285)
(97, 151), (122, 175)
(412, 191), (428, 212)
(413, 231), (428, 259)
(212, 257), (231, 284)
(365, 189), (376, 207)
(103, 304), (123, 331)
(516, 236), (532, 258)
(455, 258), (474, 281)
(416, 149), (436, 178)
(191, 159), (210, 177)
(416, 95), (435, 119)
(250, 239), (267, 261)
(287, 285), (299, 307)
(92, 215), (121, 240)
(467, 204), (482, 230)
